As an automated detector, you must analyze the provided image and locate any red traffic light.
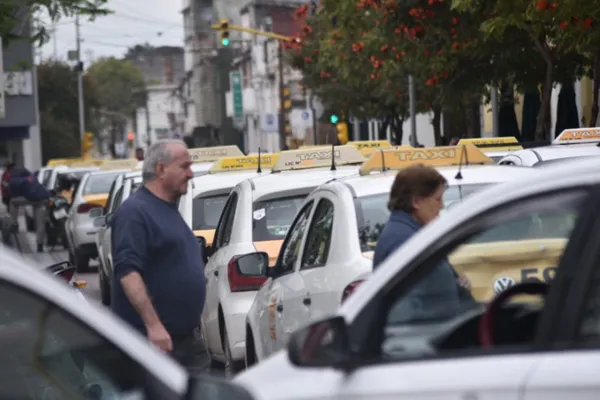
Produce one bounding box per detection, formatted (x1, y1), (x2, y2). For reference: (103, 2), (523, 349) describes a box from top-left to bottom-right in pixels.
(127, 133), (134, 141)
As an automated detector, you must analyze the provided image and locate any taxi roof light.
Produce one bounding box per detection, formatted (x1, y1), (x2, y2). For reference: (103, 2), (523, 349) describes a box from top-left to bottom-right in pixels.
(98, 159), (138, 170)
(208, 152), (279, 173)
(272, 145), (365, 172)
(69, 161), (100, 168)
(347, 140), (391, 150)
(553, 128), (600, 144)
(359, 144), (492, 176)
(457, 137), (522, 151)
(360, 145), (412, 157)
(188, 145), (244, 163)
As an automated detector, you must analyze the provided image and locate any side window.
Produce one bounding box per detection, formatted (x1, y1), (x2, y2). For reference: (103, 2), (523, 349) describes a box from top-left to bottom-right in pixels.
(275, 201), (314, 276)
(301, 199), (334, 269)
(220, 193), (238, 246)
(373, 189), (588, 359)
(0, 281), (153, 398)
(104, 180), (118, 214)
(111, 187), (124, 213)
(213, 193), (237, 250)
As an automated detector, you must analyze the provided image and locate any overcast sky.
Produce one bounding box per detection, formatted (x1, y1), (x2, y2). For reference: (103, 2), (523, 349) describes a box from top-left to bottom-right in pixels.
(38, 0), (184, 64)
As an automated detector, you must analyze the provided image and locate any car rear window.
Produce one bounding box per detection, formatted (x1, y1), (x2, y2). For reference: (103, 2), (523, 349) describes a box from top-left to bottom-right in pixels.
(252, 195), (306, 241)
(84, 172), (121, 195)
(192, 195), (228, 230)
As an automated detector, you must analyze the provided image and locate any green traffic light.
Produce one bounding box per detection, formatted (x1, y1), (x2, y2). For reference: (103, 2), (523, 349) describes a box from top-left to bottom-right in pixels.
(222, 38), (230, 46)
(330, 114), (339, 124)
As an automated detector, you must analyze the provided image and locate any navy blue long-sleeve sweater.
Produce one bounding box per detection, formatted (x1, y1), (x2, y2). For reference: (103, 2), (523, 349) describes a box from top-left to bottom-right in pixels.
(110, 186), (205, 337)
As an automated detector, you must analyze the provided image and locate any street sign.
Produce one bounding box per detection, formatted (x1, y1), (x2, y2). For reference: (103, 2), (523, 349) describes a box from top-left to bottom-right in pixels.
(0, 37), (4, 119)
(230, 71), (244, 125)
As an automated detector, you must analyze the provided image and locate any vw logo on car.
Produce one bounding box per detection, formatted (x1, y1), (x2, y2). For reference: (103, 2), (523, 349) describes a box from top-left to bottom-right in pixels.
(493, 276), (516, 294)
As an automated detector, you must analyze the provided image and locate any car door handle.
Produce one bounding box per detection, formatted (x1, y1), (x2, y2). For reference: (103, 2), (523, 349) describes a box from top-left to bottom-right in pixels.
(303, 297), (311, 306)
(276, 304), (283, 312)
(214, 270), (218, 277)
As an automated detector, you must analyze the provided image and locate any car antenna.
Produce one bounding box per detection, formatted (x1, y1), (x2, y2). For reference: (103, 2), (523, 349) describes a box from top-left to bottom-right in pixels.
(330, 143), (337, 171)
(454, 145), (467, 180)
(380, 149), (387, 172)
(257, 147), (262, 173)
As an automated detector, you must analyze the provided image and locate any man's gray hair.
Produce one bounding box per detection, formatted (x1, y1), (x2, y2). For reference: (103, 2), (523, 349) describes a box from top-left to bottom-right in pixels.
(142, 139), (187, 182)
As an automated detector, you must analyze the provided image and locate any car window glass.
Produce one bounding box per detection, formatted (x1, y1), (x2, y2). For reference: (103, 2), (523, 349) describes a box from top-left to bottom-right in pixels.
(301, 199), (334, 269)
(221, 193), (238, 245)
(84, 172), (121, 195)
(252, 196), (306, 241)
(0, 281), (152, 399)
(111, 187), (124, 212)
(213, 195), (234, 250)
(193, 195), (228, 230)
(378, 190), (587, 360)
(275, 202), (314, 275)
(104, 180), (119, 214)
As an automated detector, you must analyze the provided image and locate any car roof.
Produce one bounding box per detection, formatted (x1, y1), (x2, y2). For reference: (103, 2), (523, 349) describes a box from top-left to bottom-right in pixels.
(191, 171), (268, 197)
(339, 164), (539, 198)
(341, 156), (600, 319)
(248, 166), (360, 200)
(0, 246), (187, 392)
(89, 169), (130, 177)
(505, 143), (600, 162)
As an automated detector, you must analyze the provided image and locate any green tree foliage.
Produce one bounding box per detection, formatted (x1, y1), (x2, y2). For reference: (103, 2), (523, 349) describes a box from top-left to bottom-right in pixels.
(86, 57), (146, 154)
(0, 0), (109, 44)
(37, 60), (98, 163)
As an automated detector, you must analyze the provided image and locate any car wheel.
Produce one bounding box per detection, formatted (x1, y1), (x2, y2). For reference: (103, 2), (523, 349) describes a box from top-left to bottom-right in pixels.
(99, 267), (110, 306)
(223, 325), (242, 378)
(74, 249), (89, 273)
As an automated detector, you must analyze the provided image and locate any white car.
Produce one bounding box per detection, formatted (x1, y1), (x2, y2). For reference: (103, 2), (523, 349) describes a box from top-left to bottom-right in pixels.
(236, 155), (600, 400)
(0, 245), (256, 400)
(201, 145), (366, 375)
(244, 144), (542, 366)
(498, 127), (600, 166)
(65, 167), (133, 271)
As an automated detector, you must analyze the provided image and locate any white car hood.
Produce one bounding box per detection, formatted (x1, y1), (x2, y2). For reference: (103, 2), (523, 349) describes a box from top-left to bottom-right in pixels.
(234, 351), (343, 400)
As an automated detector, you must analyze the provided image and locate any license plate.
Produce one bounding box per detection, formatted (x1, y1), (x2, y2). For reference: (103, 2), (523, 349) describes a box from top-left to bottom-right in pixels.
(53, 209), (68, 220)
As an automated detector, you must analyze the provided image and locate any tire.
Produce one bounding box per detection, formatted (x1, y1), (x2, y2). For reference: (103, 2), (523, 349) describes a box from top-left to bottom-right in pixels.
(99, 267), (110, 306)
(223, 325), (243, 377)
(74, 249), (89, 273)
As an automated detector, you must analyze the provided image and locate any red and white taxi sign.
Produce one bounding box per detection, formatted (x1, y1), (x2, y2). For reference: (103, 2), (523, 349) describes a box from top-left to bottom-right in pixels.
(553, 128), (600, 144)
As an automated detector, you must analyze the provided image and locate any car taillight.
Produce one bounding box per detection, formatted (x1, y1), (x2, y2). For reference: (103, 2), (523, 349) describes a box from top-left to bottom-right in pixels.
(56, 267), (75, 283)
(227, 257), (267, 292)
(77, 203), (100, 213)
(341, 280), (364, 303)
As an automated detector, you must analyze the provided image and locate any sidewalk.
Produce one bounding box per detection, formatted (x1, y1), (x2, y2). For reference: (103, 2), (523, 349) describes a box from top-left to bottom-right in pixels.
(1, 203), (68, 267)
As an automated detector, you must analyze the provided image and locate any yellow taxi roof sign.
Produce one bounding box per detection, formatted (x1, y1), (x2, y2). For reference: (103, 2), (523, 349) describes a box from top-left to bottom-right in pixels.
(272, 145), (365, 172)
(209, 153), (280, 173)
(299, 145), (327, 149)
(69, 161), (98, 168)
(360, 145), (412, 157)
(99, 159), (138, 171)
(46, 157), (83, 167)
(359, 144), (493, 175)
(189, 145), (244, 162)
(458, 137), (522, 151)
(553, 128), (600, 144)
(347, 140), (391, 149)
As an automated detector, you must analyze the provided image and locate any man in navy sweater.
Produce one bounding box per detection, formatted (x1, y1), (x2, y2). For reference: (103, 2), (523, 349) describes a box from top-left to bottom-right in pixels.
(111, 139), (206, 372)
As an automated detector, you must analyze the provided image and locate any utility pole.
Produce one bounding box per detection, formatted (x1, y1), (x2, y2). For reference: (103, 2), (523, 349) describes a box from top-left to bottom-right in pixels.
(145, 91), (152, 148)
(75, 15), (85, 144)
(408, 74), (417, 146)
(278, 43), (286, 150)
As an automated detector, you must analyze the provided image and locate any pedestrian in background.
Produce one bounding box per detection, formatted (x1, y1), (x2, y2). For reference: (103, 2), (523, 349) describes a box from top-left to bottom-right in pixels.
(373, 165), (474, 321)
(449, 137), (460, 145)
(1, 162), (15, 210)
(111, 139), (206, 373)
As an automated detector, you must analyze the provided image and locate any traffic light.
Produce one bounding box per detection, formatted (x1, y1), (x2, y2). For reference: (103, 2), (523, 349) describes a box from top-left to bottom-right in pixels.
(336, 122), (349, 145)
(127, 132), (135, 148)
(330, 114), (339, 124)
(81, 132), (94, 157)
(282, 86), (292, 136)
(219, 19), (230, 46)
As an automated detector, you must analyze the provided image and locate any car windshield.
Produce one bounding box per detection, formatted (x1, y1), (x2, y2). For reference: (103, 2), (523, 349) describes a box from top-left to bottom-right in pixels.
(253, 195), (307, 241)
(192, 194), (228, 230)
(357, 183), (492, 251)
(84, 172), (121, 195)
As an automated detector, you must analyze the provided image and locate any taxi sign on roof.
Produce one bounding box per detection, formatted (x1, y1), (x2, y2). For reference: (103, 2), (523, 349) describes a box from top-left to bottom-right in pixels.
(46, 158), (72, 167)
(457, 137), (522, 151)
(553, 128), (600, 144)
(347, 140), (391, 149)
(272, 145), (365, 172)
(188, 145), (244, 163)
(69, 161), (100, 168)
(99, 159), (138, 170)
(359, 144), (492, 175)
(209, 154), (280, 173)
(360, 145), (412, 157)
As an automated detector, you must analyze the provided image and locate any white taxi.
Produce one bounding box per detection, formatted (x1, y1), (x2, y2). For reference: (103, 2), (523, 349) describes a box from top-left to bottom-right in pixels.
(179, 152), (279, 246)
(243, 144), (540, 366)
(498, 128), (600, 166)
(235, 155), (600, 400)
(0, 246), (256, 400)
(457, 136), (523, 162)
(200, 145), (366, 375)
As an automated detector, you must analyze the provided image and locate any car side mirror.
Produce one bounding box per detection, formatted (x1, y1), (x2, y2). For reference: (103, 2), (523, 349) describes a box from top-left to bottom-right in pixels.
(105, 213), (113, 226)
(287, 316), (352, 368)
(93, 216), (107, 228)
(235, 252), (269, 277)
(89, 208), (103, 218)
(184, 374), (255, 400)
